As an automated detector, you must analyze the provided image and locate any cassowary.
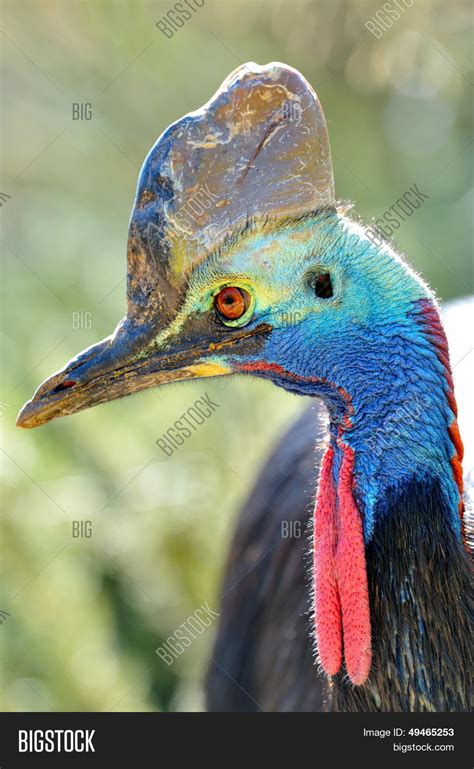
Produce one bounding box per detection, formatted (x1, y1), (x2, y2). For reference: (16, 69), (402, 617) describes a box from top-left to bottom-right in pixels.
(17, 63), (472, 712)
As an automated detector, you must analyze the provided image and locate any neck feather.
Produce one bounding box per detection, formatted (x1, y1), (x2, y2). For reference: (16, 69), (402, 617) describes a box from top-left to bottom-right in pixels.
(315, 299), (471, 710)
(332, 298), (464, 542)
(330, 476), (472, 711)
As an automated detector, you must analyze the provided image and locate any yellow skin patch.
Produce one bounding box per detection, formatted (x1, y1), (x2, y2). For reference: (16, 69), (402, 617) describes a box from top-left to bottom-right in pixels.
(185, 361), (232, 378)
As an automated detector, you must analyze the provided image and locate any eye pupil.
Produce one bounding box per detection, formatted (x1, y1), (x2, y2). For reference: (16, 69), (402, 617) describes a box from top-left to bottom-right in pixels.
(215, 286), (250, 321)
(314, 272), (333, 299)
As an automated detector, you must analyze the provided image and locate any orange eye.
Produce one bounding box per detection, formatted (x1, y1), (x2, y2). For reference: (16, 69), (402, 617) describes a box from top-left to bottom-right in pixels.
(215, 286), (250, 321)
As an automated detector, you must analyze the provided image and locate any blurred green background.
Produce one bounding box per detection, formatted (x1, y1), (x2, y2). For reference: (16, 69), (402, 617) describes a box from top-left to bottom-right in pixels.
(1, 0), (472, 711)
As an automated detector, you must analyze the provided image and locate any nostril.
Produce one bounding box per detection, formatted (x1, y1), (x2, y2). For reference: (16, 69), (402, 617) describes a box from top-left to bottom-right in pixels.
(53, 380), (76, 393)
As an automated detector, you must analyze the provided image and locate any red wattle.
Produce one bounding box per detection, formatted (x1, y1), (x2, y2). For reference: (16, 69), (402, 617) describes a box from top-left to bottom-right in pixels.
(314, 443), (372, 685)
(336, 445), (372, 685)
(314, 446), (342, 675)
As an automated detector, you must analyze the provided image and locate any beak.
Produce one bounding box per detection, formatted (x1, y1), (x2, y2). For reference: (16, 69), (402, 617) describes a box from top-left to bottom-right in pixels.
(16, 314), (271, 429)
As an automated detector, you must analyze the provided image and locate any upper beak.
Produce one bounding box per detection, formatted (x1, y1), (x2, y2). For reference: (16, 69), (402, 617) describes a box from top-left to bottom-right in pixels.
(16, 314), (271, 429)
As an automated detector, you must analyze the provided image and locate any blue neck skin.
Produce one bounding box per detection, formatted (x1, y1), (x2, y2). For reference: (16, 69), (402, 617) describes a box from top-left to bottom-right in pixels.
(251, 313), (461, 544)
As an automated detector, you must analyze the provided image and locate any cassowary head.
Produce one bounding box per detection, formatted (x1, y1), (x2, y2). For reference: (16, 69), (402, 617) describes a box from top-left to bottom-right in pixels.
(17, 62), (465, 691)
(17, 62), (430, 431)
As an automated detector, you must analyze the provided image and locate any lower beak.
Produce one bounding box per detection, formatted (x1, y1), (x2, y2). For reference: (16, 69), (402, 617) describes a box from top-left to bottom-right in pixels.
(16, 321), (271, 429)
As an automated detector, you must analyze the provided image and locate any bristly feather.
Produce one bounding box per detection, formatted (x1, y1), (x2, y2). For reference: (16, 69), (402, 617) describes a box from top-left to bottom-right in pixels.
(331, 475), (472, 712)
